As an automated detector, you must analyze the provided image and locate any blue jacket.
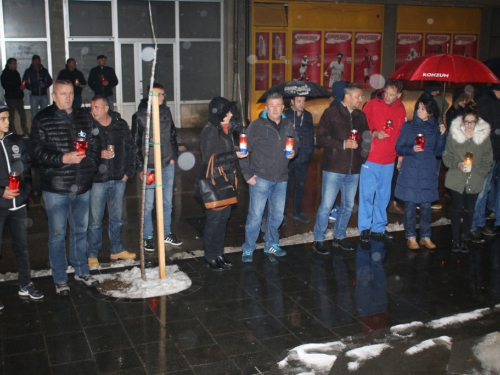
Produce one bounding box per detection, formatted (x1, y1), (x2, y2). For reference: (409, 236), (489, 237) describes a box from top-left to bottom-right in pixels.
(284, 108), (314, 164)
(395, 113), (447, 203)
(22, 64), (52, 96)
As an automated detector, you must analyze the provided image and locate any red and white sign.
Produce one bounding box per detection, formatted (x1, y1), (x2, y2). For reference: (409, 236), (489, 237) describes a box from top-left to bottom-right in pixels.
(452, 34), (478, 59)
(425, 34), (451, 55)
(292, 31), (322, 83)
(272, 64), (285, 86)
(255, 63), (269, 91)
(272, 33), (286, 60)
(354, 32), (382, 88)
(255, 32), (269, 60)
(322, 31), (352, 89)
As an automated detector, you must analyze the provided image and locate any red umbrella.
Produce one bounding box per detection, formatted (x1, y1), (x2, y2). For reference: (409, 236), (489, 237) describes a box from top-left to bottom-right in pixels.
(390, 53), (500, 84)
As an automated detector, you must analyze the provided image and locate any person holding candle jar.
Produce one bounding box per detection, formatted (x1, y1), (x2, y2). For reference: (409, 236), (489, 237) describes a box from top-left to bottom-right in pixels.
(198, 97), (247, 270)
(57, 58), (87, 110)
(1, 58), (28, 135)
(443, 105), (492, 253)
(0, 102), (44, 306)
(395, 98), (447, 250)
(88, 55), (119, 111)
(22, 55), (52, 121)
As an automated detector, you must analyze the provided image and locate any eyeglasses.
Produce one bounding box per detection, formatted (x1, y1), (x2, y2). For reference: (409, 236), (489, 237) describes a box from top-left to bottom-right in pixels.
(464, 120), (477, 125)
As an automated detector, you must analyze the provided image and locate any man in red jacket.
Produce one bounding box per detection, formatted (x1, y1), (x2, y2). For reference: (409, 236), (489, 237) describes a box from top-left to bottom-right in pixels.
(358, 79), (406, 243)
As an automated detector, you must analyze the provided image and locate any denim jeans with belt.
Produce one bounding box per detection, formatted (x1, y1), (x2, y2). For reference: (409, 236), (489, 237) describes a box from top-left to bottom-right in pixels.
(314, 171), (359, 241)
(42, 190), (90, 283)
(87, 179), (127, 257)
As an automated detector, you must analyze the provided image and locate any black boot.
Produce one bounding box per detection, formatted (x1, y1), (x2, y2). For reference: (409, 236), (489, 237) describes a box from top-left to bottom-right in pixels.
(459, 239), (469, 254)
(205, 258), (224, 271)
(451, 239), (460, 253)
(217, 255), (233, 268)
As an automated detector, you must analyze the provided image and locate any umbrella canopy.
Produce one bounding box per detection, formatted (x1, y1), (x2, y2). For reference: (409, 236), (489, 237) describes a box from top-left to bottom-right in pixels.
(257, 80), (332, 103)
(390, 53), (500, 84)
(483, 56), (500, 79)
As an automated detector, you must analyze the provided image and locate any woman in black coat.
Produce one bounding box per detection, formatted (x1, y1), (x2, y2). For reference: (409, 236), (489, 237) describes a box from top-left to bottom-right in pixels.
(395, 98), (447, 250)
(199, 97), (247, 271)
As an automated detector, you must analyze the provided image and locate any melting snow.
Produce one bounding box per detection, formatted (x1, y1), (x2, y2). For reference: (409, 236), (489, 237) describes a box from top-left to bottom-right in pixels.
(472, 332), (500, 374)
(426, 308), (490, 329)
(404, 336), (452, 355)
(345, 343), (391, 371)
(278, 342), (346, 375)
(391, 321), (425, 337)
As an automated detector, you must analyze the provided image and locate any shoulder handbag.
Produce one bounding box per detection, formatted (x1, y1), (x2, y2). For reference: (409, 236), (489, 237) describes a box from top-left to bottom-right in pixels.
(199, 153), (238, 210)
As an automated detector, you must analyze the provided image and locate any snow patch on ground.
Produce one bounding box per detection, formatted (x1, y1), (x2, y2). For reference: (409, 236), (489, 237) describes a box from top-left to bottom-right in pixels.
(345, 343), (391, 371)
(404, 336), (452, 355)
(94, 266), (191, 298)
(472, 332), (500, 374)
(277, 342), (346, 375)
(390, 321), (425, 337)
(426, 308), (490, 329)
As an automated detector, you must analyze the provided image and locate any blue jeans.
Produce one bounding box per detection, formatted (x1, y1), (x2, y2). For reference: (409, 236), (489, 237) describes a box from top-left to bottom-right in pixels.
(358, 162), (394, 233)
(242, 177), (287, 252)
(471, 160), (497, 231)
(87, 179), (127, 257)
(404, 201), (432, 239)
(144, 163), (174, 239)
(42, 190), (90, 283)
(314, 171), (359, 241)
(73, 95), (82, 110)
(29, 95), (48, 120)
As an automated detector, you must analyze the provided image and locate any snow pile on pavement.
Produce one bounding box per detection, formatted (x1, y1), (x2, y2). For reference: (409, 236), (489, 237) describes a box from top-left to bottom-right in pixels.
(345, 343), (391, 371)
(391, 321), (425, 337)
(278, 342), (346, 375)
(472, 332), (500, 374)
(404, 336), (452, 355)
(94, 265), (191, 299)
(426, 308), (490, 329)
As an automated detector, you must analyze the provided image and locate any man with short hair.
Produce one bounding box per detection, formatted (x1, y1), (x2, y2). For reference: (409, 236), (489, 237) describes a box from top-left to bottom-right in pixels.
(22, 55), (52, 120)
(358, 79), (406, 243)
(30, 80), (101, 296)
(240, 92), (298, 262)
(284, 95), (314, 223)
(88, 55), (119, 111)
(0, 102), (43, 309)
(324, 53), (345, 88)
(1, 58), (28, 135)
(87, 96), (136, 267)
(313, 83), (369, 254)
(57, 58), (87, 110)
(133, 83), (182, 251)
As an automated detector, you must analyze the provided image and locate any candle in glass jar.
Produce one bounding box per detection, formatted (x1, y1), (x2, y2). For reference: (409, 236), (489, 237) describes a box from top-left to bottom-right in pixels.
(146, 171), (155, 186)
(384, 120), (393, 136)
(74, 138), (88, 156)
(75, 79), (79, 86)
(415, 133), (426, 150)
(349, 129), (359, 144)
(239, 133), (247, 155)
(285, 137), (294, 156)
(464, 152), (473, 172)
(9, 171), (20, 190)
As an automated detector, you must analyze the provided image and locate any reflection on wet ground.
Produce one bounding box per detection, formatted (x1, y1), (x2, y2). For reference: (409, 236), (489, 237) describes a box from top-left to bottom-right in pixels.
(0, 131), (499, 374)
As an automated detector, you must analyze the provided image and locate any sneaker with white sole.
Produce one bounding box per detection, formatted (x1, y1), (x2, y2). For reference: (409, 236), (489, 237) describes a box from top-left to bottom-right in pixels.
(264, 244), (287, 257)
(74, 274), (99, 287)
(165, 233), (182, 246)
(18, 282), (44, 300)
(242, 249), (254, 263)
(144, 238), (155, 252)
(55, 282), (70, 296)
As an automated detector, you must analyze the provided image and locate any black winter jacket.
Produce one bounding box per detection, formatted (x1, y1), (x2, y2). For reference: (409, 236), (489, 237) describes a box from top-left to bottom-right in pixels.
(57, 68), (87, 97)
(133, 104), (178, 170)
(199, 120), (239, 174)
(30, 104), (100, 195)
(0, 133), (31, 209)
(88, 65), (118, 97)
(22, 65), (52, 96)
(317, 103), (370, 175)
(477, 88), (500, 160)
(94, 111), (136, 183)
(1, 68), (24, 100)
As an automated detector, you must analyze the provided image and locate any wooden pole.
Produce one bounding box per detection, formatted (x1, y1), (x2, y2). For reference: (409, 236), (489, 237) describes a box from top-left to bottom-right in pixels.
(151, 88), (166, 279)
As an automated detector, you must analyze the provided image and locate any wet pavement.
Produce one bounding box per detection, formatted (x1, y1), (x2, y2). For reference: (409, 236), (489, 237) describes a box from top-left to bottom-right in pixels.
(0, 130), (500, 374)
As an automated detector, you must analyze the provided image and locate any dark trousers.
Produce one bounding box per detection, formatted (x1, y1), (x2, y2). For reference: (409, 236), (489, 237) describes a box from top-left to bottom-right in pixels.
(286, 160), (309, 215)
(450, 189), (479, 240)
(204, 206), (231, 261)
(5, 98), (27, 134)
(0, 206), (31, 286)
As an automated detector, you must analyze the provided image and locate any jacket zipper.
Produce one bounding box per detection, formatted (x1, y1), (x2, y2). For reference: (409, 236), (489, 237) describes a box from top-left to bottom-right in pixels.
(349, 113), (354, 175)
(0, 134), (17, 209)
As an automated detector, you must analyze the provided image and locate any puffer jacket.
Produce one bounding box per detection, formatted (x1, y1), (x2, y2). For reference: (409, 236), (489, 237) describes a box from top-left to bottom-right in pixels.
(93, 111), (136, 183)
(395, 113), (447, 203)
(133, 104), (178, 170)
(0, 133), (31, 209)
(317, 103), (370, 175)
(30, 104), (100, 195)
(443, 117), (492, 194)
(239, 111), (299, 183)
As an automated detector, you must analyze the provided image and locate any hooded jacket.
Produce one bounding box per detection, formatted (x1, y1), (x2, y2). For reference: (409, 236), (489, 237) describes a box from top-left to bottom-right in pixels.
(316, 102), (370, 175)
(363, 92), (406, 164)
(476, 88), (500, 160)
(1, 68), (24, 100)
(93, 110), (136, 183)
(22, 64), (52, 96)
(88, 65), (119, 97)
(239, 111), (299, 183)
(0, 133), (31, 210)
(443, 117), (492, 194)
(395, 113), (447, 203)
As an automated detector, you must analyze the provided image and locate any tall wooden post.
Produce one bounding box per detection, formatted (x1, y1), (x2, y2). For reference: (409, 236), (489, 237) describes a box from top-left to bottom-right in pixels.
(151, 88), (166, 279)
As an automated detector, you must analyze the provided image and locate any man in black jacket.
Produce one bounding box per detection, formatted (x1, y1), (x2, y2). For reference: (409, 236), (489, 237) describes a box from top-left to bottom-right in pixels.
(1, 58), (28, 135)
(22, 55), (52, 121)
(87, 96), (136, 267)
(0, 102), (43, 309)
(133, 83), (182, 252)
(30, 80), (101, 296)
(57, 58), (87, 110)
(88, 55), (119, 111)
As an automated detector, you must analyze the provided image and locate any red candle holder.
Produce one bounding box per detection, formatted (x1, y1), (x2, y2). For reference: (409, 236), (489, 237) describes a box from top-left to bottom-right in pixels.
(384, 120), (393, 136)
(146, 171), (155, 186)
(9, 171), (20, 190)
(415, 133), (426, 150)
(349, 129), (359, 144)
(74, 138), (88, 156)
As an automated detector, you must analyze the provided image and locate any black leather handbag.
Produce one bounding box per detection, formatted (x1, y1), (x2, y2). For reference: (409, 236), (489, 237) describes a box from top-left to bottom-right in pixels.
(199, 153), (238, 210)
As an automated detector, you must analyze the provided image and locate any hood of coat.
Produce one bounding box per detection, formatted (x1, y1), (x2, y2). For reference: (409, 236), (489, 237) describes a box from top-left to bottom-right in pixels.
(449, 116), (490, 145)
